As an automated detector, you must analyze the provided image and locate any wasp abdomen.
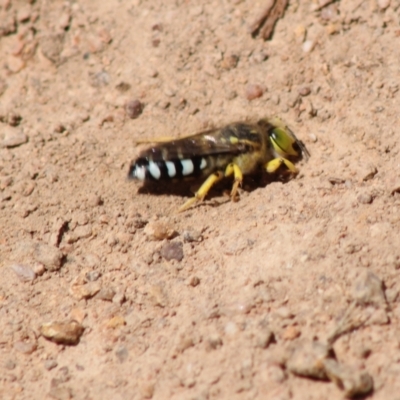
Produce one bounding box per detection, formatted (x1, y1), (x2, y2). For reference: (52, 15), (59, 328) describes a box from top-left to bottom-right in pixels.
(129, 156), (208, 181)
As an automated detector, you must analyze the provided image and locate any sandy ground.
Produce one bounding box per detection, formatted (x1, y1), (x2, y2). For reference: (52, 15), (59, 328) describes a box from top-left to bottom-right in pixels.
(1, 0), (400, 399)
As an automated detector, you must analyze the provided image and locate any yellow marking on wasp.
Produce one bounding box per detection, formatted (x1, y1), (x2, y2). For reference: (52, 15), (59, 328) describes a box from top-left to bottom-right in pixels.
(178, 171), (224, 212)
(266, 158), (298, 174)
(178, 163), (244, 212)
(224, 163), (243, 201)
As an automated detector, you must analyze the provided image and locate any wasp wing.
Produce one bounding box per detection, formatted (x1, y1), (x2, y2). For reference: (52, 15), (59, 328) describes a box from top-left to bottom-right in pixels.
(137, 124), (262, 160)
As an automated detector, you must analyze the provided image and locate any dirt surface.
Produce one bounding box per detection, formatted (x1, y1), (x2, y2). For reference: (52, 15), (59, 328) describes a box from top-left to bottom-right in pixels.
(1, 0), (400, 399)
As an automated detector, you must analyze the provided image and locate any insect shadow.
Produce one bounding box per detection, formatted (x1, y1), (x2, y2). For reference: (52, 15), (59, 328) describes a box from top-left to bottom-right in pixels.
(136, 169), (295, 202)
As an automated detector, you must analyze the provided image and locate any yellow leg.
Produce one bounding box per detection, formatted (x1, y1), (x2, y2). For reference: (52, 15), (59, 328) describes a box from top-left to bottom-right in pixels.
(224, 163), (243, 201)
(178, 171), (224, 212)
(266, 158), (298, 174)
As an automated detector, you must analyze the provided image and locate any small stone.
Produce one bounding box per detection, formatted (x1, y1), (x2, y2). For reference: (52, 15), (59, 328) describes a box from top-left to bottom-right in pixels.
(70, 282), (101, 300)
(377, 0), (390, 10)
(40, 321), (84, 345)
(14, 341), (37, 354)
(221, 54), (239, 70)
(70, 308), (86, 324)
(302, 40), (315, 53)
(144, 220), (176, 240)
(115, 345), (129, 363)
(188, 276), (200, 287)
(206, 334), (223, 351)
(39, 32), (65, 64)
(89, 71), (110, 87)
(298, 87), (311, 96)
(113, 291), (126, 305)
(286, 340), (331, 379)
(139, 382), (155, 399)
(0, 14), (17, 36)
(115, 82), (131, 92)
(173, 333), (194, 355)
(160, 241), (184, 261)
(323, 358), (373, 398)
(148, 284), (167, 307)
(357, 193), (373, 204)
(125, 99), (143, 119)
(351, 269), (387, 307)
(105, 316), (126, 329)
(6, 55), (25, 73)
(4, 360), (16, 370)
(34, 243), (63, 271)
(58, 12), (71, 30)
(85, 271), (101, 282)
(245, 84), (263, 100)
(87, 194), (103, 206)
(32, 262), (46, 276)
(17, 4), (32, 22)
(183, 229), (202, 242)
(10, 264), (36, 282)
(282, 325), (301, 340)
(255, 330), (274, 349)
(48, 386), (72, 400)
(362, 165), (378, 181)
(95, 287), (115, 301)
(6, 113), (22, 127)
(44, 359), (58, 370)
(1, 127), (27, 148)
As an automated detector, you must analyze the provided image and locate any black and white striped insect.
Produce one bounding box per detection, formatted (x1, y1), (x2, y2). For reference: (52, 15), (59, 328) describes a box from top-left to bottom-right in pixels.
(128, 118), (309, 212)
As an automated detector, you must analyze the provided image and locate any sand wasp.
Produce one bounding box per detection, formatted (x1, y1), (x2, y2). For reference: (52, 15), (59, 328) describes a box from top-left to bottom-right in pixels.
(128, 117), (309, 212)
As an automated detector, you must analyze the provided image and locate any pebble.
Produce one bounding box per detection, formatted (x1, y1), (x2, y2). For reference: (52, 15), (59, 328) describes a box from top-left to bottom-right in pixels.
(44, 359), (58, 371)
(48, 386), (72, 400)
(88, 70), (110, 87)
(286, 340), (330, 379)
(0, 78), (8, 97)
(144, 220), (176, 241)
(10, 264), (36, 282)
(298, 86), (311, 96)
(183, 229), (202, 242)
(39, 32), (65, 64)
(220, 54), (239, 70)
(70, 282), (101, 300)
(160, 241), (184, 261)
(302, 40), (315, 53)
(115, 345), (129, 363)
(34, 243), (63, 271)
(323, 358), (373, 398)
(14, 340), (37, 354)
(139, 382), (155, 399)
(32, 262), (46, 276)
(1, 127), (27, 148)
(245, 84), (264, 100)
(95, 287), (116, 301)
(105, 316), (126, 329)
(377, 0), (390, 10)
(206, 334), (223, 351)
(113, 291), (125, 305)
(188, 276), (200, 287)
(40, 321), (84, 345)
(357, 193), (373, 204)
(282, 325), (301, 340)
(4, 360), (16, 370)
(351, 269), (387, 308)
(125, 99), (143, 119)
(17, 4), (32, 22)
(148, 284), (167, 307)
(87, 194), (103, 207)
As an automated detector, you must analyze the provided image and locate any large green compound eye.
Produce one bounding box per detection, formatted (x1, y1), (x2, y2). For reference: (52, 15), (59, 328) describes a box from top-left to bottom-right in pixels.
(270, 127), (300, 157)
